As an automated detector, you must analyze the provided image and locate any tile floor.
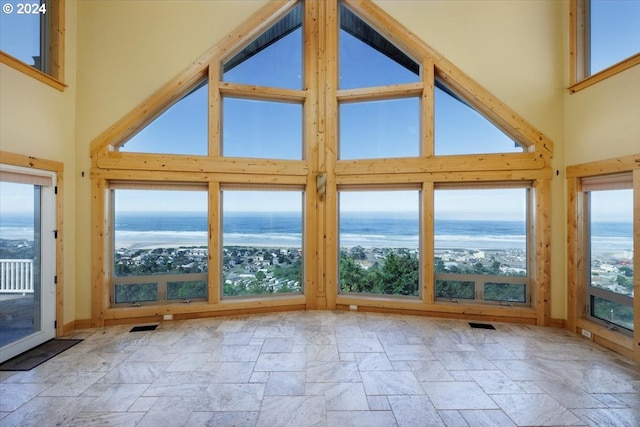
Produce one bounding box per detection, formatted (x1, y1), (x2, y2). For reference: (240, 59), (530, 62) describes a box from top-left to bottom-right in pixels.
(1, 310), (639, 426)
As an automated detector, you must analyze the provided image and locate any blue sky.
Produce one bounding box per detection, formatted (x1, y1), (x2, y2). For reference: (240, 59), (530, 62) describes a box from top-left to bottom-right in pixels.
(1, 1), (638, 217)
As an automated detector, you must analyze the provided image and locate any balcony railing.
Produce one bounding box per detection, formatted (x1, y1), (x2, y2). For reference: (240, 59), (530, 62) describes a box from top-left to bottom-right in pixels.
(0, 259), (35, 294)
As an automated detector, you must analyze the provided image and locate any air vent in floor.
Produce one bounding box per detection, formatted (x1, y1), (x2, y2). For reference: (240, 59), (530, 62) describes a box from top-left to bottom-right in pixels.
(468, 322), (495, 330)
(130, 325), (158, 332)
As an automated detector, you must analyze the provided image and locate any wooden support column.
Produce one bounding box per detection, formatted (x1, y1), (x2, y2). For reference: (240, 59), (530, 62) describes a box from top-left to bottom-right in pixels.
(322, 0), (339, 309)
(633, 169), (640, 363)
(91, 177), (108, 327)
(208, 181), (220, 305)
(535, 178), (551, 326)
(422, 182), (435, 304)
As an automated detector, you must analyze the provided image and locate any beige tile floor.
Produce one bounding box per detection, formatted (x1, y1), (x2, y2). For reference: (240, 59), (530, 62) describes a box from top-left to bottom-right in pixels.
(1, 310), (639, 427)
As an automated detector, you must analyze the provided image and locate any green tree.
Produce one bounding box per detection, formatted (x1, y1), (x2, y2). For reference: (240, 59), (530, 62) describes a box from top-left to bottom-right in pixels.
(340, 252), (367, 293)
(618, 266), (633, 278)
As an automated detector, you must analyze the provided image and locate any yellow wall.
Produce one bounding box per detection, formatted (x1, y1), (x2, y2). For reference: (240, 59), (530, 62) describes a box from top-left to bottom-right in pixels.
(3, 0), (636, 325)
(564, 66), (640, 165)
(0, 1), (78, 325)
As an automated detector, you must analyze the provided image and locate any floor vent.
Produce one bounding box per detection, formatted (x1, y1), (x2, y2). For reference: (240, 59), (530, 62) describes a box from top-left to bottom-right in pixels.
(130, 325), (158, 332)
(469, 322), (495, 330)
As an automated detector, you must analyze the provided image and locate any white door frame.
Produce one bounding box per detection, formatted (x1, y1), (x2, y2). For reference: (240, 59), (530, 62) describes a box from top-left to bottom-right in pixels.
(0, 164), (57, 363)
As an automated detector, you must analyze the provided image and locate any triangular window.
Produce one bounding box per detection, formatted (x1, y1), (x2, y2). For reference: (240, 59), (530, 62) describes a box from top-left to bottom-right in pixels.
(339, 4), (419, 89)
(120, 81), (208, 155)
(434, 81), (525, 156)
(223, 4), (303, 90)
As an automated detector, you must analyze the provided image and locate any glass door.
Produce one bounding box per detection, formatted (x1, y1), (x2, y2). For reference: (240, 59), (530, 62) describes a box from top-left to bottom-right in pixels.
(0, 165), (56, 363)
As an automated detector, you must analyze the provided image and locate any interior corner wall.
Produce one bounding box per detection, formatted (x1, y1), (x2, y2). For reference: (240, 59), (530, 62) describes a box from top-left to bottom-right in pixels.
(0, 1), (78, 327)
(74, 0), (567, 321)
(564, 66), (640, 166)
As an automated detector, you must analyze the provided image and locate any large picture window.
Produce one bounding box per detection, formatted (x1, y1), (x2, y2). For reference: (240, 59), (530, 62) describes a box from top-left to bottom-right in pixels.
(338, 189), (420, 297)
(222, 189), (303, 298)
(111, 185), (208, 306)
(582, 174), (634, 332)
(434, 185), (530, 305)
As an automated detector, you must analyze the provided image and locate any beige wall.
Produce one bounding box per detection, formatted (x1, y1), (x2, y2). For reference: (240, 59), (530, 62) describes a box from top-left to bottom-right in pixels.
(0, 1), (78, 325)
(5, 0), (635, 324)
(564, 66), (640, 166)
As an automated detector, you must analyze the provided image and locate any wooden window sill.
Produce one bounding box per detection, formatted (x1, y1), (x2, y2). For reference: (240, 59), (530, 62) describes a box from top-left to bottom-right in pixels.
(0, 51), (66, 92)
(569, 53), (640, 94)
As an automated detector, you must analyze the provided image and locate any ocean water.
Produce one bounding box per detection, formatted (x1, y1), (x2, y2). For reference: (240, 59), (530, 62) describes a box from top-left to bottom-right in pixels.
(0, 212), (634, 253)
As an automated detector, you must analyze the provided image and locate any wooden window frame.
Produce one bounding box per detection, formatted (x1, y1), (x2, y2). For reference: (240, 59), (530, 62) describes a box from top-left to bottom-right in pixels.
(569, 0), (640, 93)
(432, 183), (533, 307)
(89, 0), (554, 328)
(566, 154), (640, 363)
(108, 183), (209, 307)
(0, 0), (66, 91)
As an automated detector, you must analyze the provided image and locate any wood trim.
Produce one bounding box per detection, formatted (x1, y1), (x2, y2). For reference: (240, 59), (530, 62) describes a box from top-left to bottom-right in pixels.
(0, 151), (63, 174)
(336, 153), (544, 176)
(566, 177), (580, 332)
(550, 318), (566, 328)
(323, 0), (339, 310)
(95, 152), (309, 175)
(208, 63), (221, 157)
(91, 178), (108, 327)
(336, 82), (423, 103)
(336, 168), (551, 186)
(101, 295), (307, 320)
(576, 318), (633, 351)
(0, 52), (67, 91)
(422, 182), (434, 304)
(570, 53), (640, 94)
(421, 57), (435, 158)
(338, 304), (537, 326)
(0, 152), (64, 337)
(535, 178), (551, 326)
(335, 295), (538, 320)
(569, 0), (587, 86)
(566, 153), (640, 178)
(91, 168), (308, 186)
(220, 82), (306, 103)
(634, 169), (640, 363)
(304, 0), (320, 309)
(49, 0), (65, 82)
(208, 181), (221, 305)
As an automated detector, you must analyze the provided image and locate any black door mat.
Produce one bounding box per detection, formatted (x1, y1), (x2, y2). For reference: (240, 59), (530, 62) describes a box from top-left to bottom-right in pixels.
(0, 339), (83, 371)
(469, 322), (496, 330)
(130, 325), (158, 332)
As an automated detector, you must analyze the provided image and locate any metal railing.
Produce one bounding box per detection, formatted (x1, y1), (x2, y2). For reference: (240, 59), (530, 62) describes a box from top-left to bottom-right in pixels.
(0, 259), (35, 294)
